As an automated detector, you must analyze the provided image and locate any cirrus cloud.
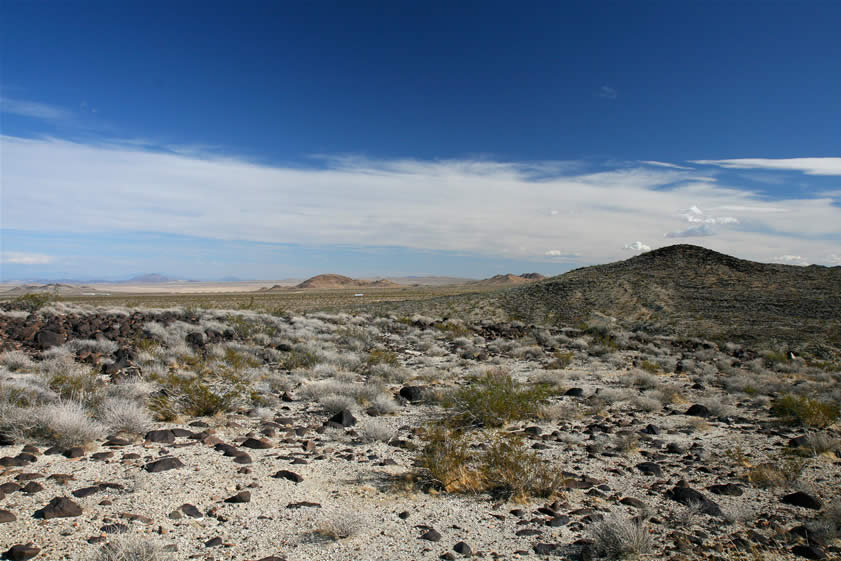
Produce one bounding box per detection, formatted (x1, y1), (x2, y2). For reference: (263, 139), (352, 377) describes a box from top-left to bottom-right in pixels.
(2, 135), (840, 267)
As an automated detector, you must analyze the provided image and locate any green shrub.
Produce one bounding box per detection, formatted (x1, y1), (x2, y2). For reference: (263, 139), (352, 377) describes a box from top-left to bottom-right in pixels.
(417, 426), (563, 501)
(771, 394), (839, 428)
(547, 351), (573, 369)
(444, 368), (557, 428)
(639, 360), (660, 373)
(12, 292), (54, 312)
(367, 349), (398, 366)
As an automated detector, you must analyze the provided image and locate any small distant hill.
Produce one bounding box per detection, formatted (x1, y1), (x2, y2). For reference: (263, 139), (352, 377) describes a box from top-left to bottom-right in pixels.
(296, 274), (400, 289)
(3, 283), (97, 296)
(125, 273), (174, 283)
(470, 273), (546, 287)
(502, 244), (841, 352)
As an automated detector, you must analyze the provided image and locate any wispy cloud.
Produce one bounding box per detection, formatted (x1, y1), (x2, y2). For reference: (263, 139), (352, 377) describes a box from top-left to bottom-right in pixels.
(1, 97), (72, 122)
(694, 158), (841, 176)
(2, 135), (840, 266)
(1, 251), (54, 265)
(641, 161), (694, 170)
(665, 223), (715, 238)
(771, 255), (809, 266)
(598, 86), (617, 99)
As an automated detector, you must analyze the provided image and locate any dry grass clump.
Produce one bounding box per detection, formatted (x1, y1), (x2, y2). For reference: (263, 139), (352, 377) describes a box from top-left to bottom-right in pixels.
(0, 350), (36, 372)
(5, 400), (106, 448)
(311, 511), (365, 542)
(417, 427), (563, 501)
(98, 397), (153, 435)
(443, 368), (557, 428)
(746, 459), (804, 489)
(771, 394), (839, 428)
(89, 534), (163, 561)
(587, 512), (654, 559)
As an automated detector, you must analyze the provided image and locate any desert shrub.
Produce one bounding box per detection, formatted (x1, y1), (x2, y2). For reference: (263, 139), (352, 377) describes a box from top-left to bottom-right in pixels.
(794, 432), (841, 456)
(148, 368), (251, 418)
(367, 349), (398, 366)
(0, 351), (36, 372)
(361, 419), (395, 443)
(318, 393), (356, 414)
(99, 397), (153, 435)
(806, 500), (841, 542)
(312, 510), (365, 542)
(40, 357), (101, 404)
(283, 348), (319, 370)
(443, 369), (556, 428)
(11, 292), (53, 312)
(747, 458), (804, 488)
(771, 394), (839, 428)
(66, 338), (119, 355)
(0, 373), (57, 406)
(546, 351), (574, 369)
(638, 360), (659, 373)
(588, 512), (654, 559)
(417, 427), (562, 501)
(369, 392), (400, 414)
(90, 534), (163, 561)
(10, 400), (106, 448)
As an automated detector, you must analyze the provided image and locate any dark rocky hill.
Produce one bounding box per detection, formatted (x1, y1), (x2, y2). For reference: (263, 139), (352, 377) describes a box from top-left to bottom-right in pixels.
(502, 245), (841, 354)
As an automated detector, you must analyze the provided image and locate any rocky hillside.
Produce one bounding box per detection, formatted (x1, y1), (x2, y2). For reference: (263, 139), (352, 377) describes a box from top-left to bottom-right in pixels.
(469, 273), (545, 287)
(296, 275), (399, 289)
(502, 245), (841, 354)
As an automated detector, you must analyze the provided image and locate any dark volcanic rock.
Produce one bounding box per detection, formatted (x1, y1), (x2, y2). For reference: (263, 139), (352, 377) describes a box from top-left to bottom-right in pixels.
(72, 486), (101, 499)
(145, 429), (176, 444)
(242, 437), (272, 449)
(665, 486), (723, 517)
(3, 544), (40, 560)
(685, 404), (711, 417)
(792, 544), (827, 560)
(453, 541), (472, 556)
(420, 528), (441, 542)
(636, 462), (663, 477)
(144, 457), (184, 472)
(225, 491), (251, 503)
(273, 470), (303, 483)
(708, 483), (743, 496)
(36, 497), (82, 519)
(0, 509), (16, 523)
(328, 409), (357, 427)
(399, 386), (427, 403)
(783, 491), (822, 510)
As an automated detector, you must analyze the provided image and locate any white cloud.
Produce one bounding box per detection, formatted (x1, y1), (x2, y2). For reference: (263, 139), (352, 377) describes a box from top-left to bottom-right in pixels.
(598, 86), (617, 99)
(2, 135), (841, 266)
(665, 224), (715, 238)
(1, 97), (72, 122)
(623, 241), (651, 252)
(679, 206), (739, 225)
(1, 252), (54, 265)
(826, 255), (841, 266)
(771, 255), (809, 266)
(641, 161), (694, 170)
(545, 250), (563, 256)
(694, 158), (841, 176)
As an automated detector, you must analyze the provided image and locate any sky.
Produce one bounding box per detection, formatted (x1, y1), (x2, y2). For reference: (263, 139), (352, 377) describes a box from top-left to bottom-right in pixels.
(1, 0), (840, 281)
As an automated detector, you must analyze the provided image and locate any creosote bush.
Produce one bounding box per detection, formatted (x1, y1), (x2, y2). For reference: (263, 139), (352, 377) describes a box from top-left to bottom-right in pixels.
(90, 534), (163, 561)
(443, 368), (557, 428)
(417, 426), (563, 501)
(771, 394), (839, 428)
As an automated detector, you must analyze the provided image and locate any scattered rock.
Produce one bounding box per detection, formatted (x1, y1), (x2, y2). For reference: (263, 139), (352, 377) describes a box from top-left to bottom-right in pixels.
(420, 528), (441, 542)
(328, 409), (357, 427)
(0, 510), (16, 523)
(225, 491), (251, 503)
(2, 544), (40, 560)
(144, 457), (184, 472)
(273, 470), (303, 483)
(665, 486), (723, 517)
(36, 497), (82, 519)
(453, 541), (472, 556)
(685, 404), (711, 417)
(782, 491), (822, 510)
(145, 429), (176, 443)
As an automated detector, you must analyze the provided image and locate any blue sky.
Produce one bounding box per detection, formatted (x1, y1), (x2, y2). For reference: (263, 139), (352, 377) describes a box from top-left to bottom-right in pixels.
(2, 0), (840, 281)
